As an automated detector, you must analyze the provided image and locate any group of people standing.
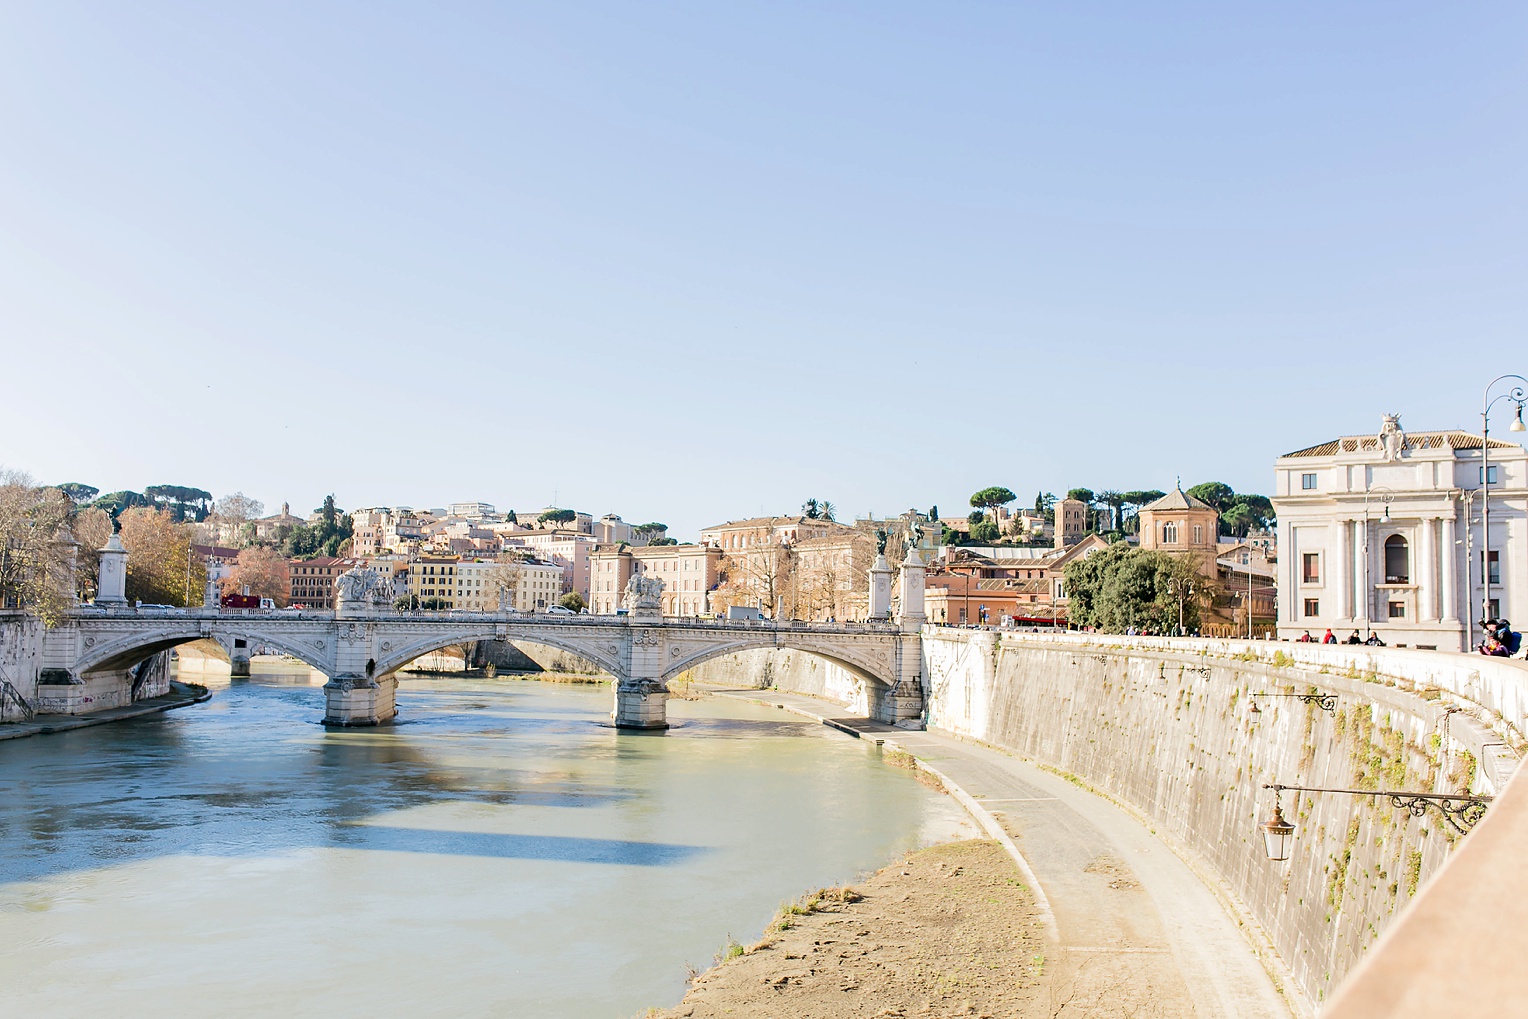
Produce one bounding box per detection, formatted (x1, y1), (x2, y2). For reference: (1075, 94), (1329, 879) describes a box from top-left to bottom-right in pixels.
(1294, 625), (1525, 655)
(1478, 619), (1522, 658)
(1299, 629), (1384, 646)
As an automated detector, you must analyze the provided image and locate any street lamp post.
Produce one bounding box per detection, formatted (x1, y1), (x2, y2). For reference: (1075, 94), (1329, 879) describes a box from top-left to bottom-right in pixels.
(1361, 486), (1395, 641)
(1166, 576), (1194, 636)
(1454, 488), (1478, 650)
(1480, 375), (1527, 632)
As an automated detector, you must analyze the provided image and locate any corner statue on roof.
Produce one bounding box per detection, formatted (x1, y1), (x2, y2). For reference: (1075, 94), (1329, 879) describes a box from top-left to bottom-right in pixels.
(1378, 414), (1407, 462)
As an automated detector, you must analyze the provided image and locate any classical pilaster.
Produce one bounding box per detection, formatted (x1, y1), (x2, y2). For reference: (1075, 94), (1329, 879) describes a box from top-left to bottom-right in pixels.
(1441, 514), (1459, 623)
(1333, 518), (1352, 620)
(1419, 516), (1439, 621)
(1353, 519), (1370, 629)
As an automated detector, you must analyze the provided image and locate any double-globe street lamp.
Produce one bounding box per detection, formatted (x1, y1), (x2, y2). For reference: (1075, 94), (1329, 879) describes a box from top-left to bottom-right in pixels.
(1480, 375), (1527, 633)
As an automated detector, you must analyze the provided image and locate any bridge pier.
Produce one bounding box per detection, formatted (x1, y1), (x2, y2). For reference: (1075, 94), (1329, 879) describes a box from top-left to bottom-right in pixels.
(323, 674), (397, 727)
(612, 681), (668, 729)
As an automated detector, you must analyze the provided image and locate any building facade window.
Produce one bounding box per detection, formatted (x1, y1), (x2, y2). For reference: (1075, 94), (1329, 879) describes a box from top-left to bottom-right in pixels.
(1301, 473), (1318, 490)
(1192, 524), (1203, 545)
(1388, 601), (1406, 618)
(1302, 553), (1320, 584)
(1384, 535), (1410, 584)
(1480, 465), (1499, 485)
(1486, 550), (1500, 585)
(1162, 522), (1178, 543)
(1303, 598), (1320, 617)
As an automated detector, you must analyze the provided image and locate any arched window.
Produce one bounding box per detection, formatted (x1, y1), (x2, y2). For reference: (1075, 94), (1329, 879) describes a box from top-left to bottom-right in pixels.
(1384, 535), (1410, 585)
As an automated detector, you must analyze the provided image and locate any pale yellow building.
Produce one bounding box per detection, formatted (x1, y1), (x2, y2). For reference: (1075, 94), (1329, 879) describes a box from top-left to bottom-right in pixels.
(453, 557), (564, 611)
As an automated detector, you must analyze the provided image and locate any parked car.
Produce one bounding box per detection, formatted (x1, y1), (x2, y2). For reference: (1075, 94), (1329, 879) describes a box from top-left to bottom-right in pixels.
(545, 605), (575, 616)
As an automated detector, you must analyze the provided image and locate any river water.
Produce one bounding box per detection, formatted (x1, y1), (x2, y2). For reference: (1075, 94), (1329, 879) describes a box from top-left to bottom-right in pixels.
(0, 664), (971, 1017)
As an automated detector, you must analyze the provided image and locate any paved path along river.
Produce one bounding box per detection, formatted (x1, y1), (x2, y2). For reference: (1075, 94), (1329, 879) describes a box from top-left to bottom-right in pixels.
(725, 688), (1295, 1019)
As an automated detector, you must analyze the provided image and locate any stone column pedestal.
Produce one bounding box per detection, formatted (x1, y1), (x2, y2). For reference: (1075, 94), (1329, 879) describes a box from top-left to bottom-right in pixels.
(95, 533), (128, 606)
(897, 549), (927, 631)
(323, 675), (397, 726)
(868, 554), (893, 619)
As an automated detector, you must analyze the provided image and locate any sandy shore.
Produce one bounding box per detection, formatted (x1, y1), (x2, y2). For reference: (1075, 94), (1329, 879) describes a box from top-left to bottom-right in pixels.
(648, 839), (1055, 1019)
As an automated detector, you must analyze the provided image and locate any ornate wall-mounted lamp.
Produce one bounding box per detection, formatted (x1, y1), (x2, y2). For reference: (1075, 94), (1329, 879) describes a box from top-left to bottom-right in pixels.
(1251, 691), (1338, 716)
(1259, 790), (1296, 862)
(1259, 783), (1493, 860)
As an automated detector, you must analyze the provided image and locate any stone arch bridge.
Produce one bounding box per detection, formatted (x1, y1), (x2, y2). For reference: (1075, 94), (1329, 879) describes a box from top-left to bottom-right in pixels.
(44, 606), (925, 728)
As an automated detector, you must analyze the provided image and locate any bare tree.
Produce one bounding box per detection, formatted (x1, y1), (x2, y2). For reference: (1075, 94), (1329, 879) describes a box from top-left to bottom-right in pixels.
(487, 556), (526, 610)
(0, 472), (79, 623)
(118, 507), (206, 606)
(722, 545), (793, 618)
(222, 546), (291, 606)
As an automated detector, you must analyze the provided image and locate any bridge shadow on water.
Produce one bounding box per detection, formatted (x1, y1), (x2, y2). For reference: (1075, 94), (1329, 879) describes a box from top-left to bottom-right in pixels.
(331, 826), (706, 866)
(0, 683), (715, 886)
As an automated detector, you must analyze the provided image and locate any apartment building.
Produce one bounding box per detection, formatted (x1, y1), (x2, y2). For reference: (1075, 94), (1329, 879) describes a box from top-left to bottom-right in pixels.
(453, 558), (564, 611)
(588, 543), (724, 616)
(502, 531), (595, 600)
(287, 557), (360, 608)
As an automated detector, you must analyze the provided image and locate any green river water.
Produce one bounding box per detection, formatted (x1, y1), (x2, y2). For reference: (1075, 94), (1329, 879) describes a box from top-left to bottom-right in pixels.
(0, 663), (971, 1017)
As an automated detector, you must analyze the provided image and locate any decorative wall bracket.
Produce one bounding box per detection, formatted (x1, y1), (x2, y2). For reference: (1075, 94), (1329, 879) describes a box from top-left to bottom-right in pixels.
(1264, 783), (1492, 836)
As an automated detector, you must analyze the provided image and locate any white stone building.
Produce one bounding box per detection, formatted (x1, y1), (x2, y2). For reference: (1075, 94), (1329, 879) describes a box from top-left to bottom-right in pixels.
(1272, 415), (1527, 650)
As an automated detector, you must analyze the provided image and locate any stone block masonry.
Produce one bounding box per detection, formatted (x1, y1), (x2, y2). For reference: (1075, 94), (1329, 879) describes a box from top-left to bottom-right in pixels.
(698, 630), (1522, 1014)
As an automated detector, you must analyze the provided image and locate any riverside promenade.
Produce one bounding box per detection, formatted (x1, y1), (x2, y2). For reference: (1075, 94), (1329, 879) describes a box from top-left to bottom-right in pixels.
(723, 688), (1295, 1019)
(0, 681), (210, 741)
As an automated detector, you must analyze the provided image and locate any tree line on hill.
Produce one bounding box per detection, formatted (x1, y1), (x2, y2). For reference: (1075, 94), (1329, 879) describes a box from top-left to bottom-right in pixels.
(946, 482), (1274, 547)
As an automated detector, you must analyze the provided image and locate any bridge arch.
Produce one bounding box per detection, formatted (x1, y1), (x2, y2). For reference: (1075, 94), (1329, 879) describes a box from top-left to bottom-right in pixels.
(661, 634), (897, 690)
(76, 625), (333, 678)
(371, 628), (625, 680)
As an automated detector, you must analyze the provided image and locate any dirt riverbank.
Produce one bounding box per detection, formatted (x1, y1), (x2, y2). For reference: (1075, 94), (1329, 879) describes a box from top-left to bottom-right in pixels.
(649, 839), (1055, 1019)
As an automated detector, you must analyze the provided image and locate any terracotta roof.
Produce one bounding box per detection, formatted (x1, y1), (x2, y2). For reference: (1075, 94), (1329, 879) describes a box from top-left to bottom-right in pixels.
(1141, 487), (1214, 512)
(1281, 431), (1520, 458)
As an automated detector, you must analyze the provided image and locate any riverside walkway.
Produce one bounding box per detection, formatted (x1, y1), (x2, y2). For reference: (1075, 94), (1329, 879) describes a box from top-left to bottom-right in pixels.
(722, 688), (1295, 1019)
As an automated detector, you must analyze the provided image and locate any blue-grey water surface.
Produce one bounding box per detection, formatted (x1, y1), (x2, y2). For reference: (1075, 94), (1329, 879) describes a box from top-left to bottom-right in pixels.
(0, 664), (970, 1017)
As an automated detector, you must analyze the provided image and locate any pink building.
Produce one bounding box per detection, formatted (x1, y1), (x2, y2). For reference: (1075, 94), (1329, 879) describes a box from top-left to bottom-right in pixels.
(503, 531), (595, 600)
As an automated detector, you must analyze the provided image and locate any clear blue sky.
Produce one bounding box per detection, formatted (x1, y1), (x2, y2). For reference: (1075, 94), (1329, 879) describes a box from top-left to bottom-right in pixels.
(2, 3), (1524, 537)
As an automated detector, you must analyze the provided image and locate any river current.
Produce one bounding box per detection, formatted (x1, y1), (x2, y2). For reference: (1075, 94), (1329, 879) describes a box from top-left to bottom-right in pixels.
(0, 663), (970, 1017)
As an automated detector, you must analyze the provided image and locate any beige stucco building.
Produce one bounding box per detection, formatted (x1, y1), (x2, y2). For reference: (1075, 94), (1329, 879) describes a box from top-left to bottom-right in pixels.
(453, 557), (564, 612)
(1271, 415), (1528, 650)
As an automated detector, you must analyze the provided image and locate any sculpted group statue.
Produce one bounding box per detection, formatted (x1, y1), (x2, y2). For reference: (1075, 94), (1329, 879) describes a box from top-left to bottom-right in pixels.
(622, 574), (665, 611)
(1377, 413), (1407, 462)
(875, 528), (889, 556)
(905, 519), (924, 555)
(335, 565), (390, 607)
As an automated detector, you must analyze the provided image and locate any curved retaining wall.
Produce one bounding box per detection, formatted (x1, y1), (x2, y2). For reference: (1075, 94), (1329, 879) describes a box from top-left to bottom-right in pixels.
(692, 629), (1527, 1013)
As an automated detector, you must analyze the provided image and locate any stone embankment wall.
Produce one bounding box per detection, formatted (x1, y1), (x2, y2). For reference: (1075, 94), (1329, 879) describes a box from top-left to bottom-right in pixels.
(693, 629), (1527, 1013)
(0, 611), (46, 721)
(685, 648), (869, 712)
(503, 640), (607, 676)
(2, 612), (175, 718)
